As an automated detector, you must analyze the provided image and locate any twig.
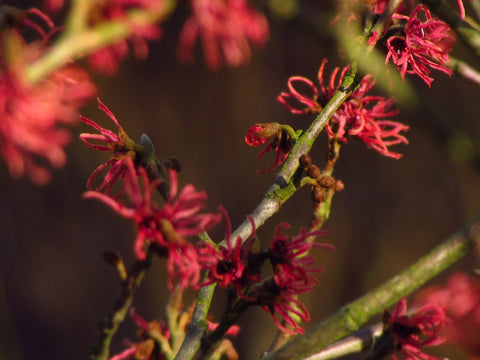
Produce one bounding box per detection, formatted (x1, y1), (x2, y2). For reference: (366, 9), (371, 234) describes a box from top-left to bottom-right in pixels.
(92, 251), (153, 360)
(25, 0), (177, 84)
(447, 56), (480, 85)
(302, 324), (383, 360)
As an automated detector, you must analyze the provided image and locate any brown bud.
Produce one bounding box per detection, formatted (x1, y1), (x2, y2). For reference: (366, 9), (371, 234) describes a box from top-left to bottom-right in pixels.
(102, 250), (122, 266)
(312, 185), (325, 203)
(335, 180), (345, 192)
(318, 175), (336, 188)
(307, 165), (321, 179)
(299, 154), (312, 169)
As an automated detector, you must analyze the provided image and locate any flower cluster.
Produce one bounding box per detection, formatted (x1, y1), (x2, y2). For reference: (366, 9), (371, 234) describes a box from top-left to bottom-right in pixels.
(178, 0), (269, 69)
(381, 297), (448, 360)
(252, 225), (334, 334)
(198, 207), (258, 293)
(84, 153), (221, 289)
(0, 8), (96, 185)
(385, 5), (455, 87)
(277, 59), (409, 159)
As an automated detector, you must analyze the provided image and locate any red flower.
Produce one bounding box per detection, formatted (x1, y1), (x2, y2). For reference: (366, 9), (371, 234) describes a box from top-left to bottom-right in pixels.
(385, 297), (447, 360)
(254, 226), (333, 334)
(86, 0), (163, 75)
(278, 59), (408, 159)
(178, 0), (269, 69)
(268, 223), (333, 286)
(385, 5), (455, 87)
(0, 9), (96, 185)
(414, 273), (480, 357)
(256, 276), (314, 335)
(80, 98), (135, 193)
(84, 158), (221, 288)
(245, 123), (294, 173)
(198, 207), (258, 293)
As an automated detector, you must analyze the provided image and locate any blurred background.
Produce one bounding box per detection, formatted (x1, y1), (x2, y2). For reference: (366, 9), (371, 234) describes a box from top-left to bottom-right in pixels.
(1, 0), (480, 359)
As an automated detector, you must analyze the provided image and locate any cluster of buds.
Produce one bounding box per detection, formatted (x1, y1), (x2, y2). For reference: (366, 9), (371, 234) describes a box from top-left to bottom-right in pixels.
(299, 154), (344, 205)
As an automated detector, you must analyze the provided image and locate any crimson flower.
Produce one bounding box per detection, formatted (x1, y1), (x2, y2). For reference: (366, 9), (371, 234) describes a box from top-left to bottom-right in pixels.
(268, 223), (333, 286)
(86, 0), (162, 75)
(0, 9), (96, 185)
(178, 0), (269, 69)
(198, 207), (258, 293)
(278, 59), (408, 159)
(414, 272), (480, 357)
(84, 157), (221, 289)
(383, 297), (447, 360)
(245, 123), (294, 173)
(385, 5), (455, 87)
(254, 226), (333, 334)
(80, 98), (135, 193)
(256, 275), (314, 335)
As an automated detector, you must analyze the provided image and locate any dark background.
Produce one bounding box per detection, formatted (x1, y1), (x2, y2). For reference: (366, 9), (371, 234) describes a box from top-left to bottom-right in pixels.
(1, 0), (480, 359)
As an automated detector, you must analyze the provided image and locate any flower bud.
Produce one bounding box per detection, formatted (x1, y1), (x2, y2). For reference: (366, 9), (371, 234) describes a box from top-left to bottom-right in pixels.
(318, 175), (336, 188)
(245, 123), (281, 146)
(335, 180), (345, 192)
(299, 154), (312, 169)
(307, 165), (321, 179)
(312, 185), (325, 202)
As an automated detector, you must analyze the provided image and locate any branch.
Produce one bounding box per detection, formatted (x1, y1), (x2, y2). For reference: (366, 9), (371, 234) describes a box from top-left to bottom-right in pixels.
(174, 61), (359, 360)
(447, 56), (480, 85)
(262, 211), (480, 360)
(230, 64), (358, 242)
(92, 251), (153, 360)
(25, 0), (177, 84)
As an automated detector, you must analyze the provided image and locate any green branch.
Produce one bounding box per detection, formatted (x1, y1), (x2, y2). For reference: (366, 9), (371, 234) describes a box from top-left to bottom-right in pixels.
(262, 212), (480, 360)
(26, 1), (177, 84)
(92, 252), (153, 360)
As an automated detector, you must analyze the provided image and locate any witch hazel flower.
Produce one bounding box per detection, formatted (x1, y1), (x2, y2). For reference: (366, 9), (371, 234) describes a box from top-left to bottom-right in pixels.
(251, 225), (333, 334)
(385, 5), (455, 87)
(80, 98), (136, 193)
(245, 122), (296, 173)
(178, 0), (269, 69)
(268, 223), (334, 286)
(254, 273), (315, 334)
(85, 0), (163, 75)
(84, 157), (221, 289)
(198, 207), (259, 293)
(278, 59), (409, 159)
(378, 297), (448, 360)
(0, 8), (96, 185)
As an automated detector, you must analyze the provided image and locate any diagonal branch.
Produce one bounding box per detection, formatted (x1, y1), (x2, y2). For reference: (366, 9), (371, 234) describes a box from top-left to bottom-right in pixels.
(261, 212), (480, 360)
